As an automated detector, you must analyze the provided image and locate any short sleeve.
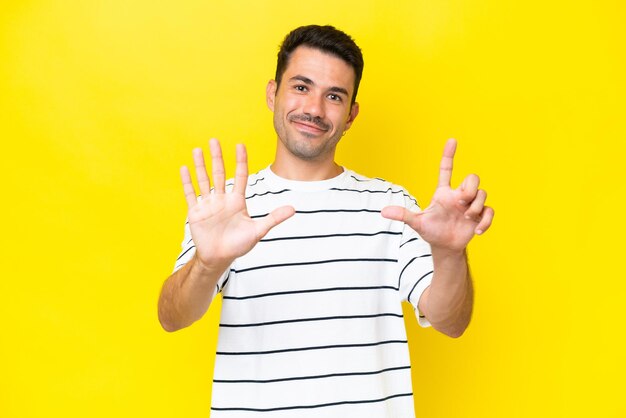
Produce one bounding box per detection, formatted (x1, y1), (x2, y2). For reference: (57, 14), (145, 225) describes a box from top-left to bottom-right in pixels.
(172, 219), (196, 273)
(172, 218), (230, 297)
(396, 192), (434, 328)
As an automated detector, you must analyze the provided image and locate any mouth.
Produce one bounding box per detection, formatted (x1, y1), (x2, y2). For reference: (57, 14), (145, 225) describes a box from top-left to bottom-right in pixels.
(288, 114), (330, 136)
(291, 120), (328, 135)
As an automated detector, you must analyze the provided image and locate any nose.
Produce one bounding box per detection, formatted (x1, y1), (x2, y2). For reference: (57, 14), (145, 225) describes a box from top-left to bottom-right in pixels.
(302, 93), (325, 118)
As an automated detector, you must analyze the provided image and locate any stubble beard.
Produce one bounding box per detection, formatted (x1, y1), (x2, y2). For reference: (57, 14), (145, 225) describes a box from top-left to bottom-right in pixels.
(274, 113), (342, 161)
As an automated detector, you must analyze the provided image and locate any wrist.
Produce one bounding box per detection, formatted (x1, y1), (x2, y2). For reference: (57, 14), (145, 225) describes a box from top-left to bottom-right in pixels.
(191, 252), (231, 279)
(430, 246), (467, 262)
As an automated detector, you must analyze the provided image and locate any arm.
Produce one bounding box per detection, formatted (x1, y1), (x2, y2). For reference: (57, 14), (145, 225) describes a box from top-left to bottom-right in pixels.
(418, 250), (473, 338)
(158, 139), (294, 332)
(383, 139), (493, 338)
(158, 253), (229, 332)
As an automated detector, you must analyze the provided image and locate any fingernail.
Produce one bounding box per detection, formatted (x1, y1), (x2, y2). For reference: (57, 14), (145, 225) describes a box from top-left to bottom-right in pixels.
(465, 215), (471, 220)
(476, 229), (483, 235)
(459, 200), (467, 205)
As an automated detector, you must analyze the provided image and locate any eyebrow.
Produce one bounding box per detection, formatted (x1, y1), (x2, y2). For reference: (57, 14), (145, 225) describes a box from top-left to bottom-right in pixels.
(289, 75), (349, 97)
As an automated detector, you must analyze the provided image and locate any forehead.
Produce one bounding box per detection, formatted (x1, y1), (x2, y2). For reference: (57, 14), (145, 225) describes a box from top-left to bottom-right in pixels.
(283, 46), (356, 94)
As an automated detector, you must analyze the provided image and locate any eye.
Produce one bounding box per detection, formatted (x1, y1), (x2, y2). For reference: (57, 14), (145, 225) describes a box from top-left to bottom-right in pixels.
(328, 93), (342, 102)
(294, 85), (307, 92)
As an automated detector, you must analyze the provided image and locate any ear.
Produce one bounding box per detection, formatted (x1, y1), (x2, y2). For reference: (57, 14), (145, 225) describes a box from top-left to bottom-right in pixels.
(266, 80), (277, 111)
(344, 102), (360, 131)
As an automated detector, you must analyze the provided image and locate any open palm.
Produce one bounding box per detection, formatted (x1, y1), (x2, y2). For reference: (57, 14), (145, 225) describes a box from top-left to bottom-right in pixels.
(181, 139), (294, 269)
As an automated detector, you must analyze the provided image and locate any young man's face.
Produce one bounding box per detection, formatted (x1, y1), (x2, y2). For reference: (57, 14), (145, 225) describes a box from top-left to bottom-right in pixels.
(267, 46), (359, 162)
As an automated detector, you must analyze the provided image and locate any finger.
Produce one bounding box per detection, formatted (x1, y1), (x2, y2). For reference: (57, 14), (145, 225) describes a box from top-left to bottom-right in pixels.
(180, 166), (198, 209)
(192, 148), (211, 196)
(458, 174), (480, 205)
(464, 189), (487, 220)
(233, 143), (248, 195)
(254, 206), (296, 239)
(475, 206), (495, 235)
(438, 138), (457, 188)
(209, 138), (226, 194)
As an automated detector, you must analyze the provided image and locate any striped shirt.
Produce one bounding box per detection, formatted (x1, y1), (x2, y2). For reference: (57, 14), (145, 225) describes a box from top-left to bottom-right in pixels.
(173, 167), (434, 417)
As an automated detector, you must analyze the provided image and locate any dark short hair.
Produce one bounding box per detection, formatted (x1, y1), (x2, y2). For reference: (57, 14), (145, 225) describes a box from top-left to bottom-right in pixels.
(275, 25), (364, 105)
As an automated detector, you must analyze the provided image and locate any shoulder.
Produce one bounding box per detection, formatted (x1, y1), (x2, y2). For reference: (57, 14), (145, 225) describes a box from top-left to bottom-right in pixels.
(342, 169), (404, 194)
(343, 169), (419, 207)
(246, 170), (267, 188)
(223, 169), (269, 193)
(344, 169), (391, 190)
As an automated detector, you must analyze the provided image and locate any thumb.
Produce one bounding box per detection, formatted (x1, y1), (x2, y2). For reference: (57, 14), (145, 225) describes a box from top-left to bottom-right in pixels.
(254, 205), (296, 239)
(381, 205), (427, 232)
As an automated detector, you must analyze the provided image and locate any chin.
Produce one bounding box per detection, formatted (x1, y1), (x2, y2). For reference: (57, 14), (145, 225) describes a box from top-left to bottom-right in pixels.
(290, 146), (326, 160)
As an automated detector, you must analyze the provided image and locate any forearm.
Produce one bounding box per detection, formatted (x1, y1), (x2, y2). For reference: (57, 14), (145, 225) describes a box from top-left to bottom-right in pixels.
(423, 249), (473, 338)
(158, 253), (229, 332)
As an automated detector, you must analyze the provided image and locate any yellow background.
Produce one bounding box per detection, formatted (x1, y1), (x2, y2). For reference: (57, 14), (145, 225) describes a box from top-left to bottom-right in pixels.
(1, 1), (624, 417)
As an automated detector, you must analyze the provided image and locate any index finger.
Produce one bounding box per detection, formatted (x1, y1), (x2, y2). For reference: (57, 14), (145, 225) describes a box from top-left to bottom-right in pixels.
(180, 165), (198, 209)
(233, 143), (248, 195)
(438, 138), (457, 187)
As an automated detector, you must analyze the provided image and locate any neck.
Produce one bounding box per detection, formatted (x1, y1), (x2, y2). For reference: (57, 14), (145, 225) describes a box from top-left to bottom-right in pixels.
(271, 143), (343, 181)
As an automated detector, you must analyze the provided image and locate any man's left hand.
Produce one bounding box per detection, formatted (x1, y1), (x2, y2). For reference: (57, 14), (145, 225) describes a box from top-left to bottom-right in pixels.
(381, 139), (494, 253)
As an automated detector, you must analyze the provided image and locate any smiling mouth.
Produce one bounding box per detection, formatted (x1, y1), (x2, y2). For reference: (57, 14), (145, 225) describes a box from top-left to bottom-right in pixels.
(292, 120), (328, 134)
(288, 114), (330, 134)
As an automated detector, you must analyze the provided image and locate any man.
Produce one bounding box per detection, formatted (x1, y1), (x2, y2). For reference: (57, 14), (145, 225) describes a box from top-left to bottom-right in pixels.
(158, 25), (493, 417)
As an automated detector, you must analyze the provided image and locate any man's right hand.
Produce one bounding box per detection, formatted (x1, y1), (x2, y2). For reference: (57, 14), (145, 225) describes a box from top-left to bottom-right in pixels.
(159, 138), (292, 332)
(181, 139), (295, 273)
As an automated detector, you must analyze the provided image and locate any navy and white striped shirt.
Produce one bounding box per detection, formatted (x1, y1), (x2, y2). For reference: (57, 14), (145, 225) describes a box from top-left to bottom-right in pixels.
(174, 167), (433, 417)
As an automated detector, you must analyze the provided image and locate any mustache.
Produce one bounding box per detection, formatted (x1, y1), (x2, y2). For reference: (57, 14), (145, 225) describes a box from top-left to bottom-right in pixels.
(288, 114), (330, 131)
